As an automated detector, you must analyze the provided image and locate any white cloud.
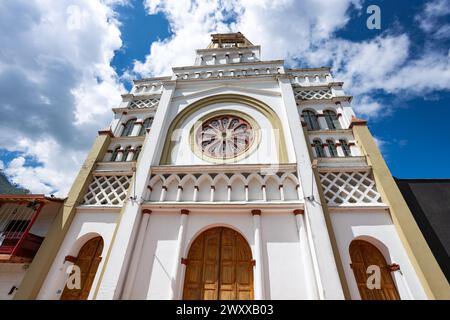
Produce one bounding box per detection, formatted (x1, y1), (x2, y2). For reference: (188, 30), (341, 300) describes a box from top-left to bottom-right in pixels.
(416, 0), (450, 39)
(0, 0), (127, 195)
(134, 0), (450, 122)
(136, 0), (363, 76)
(352, 96), (386, 118)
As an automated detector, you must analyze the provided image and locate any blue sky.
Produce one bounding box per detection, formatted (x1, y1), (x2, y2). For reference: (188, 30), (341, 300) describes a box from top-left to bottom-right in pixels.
(0, 0), (449, 195)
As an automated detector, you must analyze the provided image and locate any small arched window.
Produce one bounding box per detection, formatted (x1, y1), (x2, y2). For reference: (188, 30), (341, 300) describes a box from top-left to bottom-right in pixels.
(323, 110), (341, 130)
(327, 139), (338, 157)
(340, 139), (352, 156)
(313, 139), (325, 157)
(122, 146), (132, 161)
(139, 117), (153, 136)
(110, 146), (121, 162)
(133, 146), (142, 161)
(121, 119), (136, 137)
(302, 110), (320, 131)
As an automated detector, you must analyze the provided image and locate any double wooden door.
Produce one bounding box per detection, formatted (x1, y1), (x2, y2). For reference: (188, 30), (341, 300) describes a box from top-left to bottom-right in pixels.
(60, 236), (103, 300)
(183, 227), (254, 300)
(350, 240), (400, 300)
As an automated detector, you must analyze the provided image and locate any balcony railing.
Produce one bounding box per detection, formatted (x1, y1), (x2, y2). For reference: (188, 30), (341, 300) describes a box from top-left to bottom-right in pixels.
(0, 201), (44, 260)
(146, 163), (302, 204)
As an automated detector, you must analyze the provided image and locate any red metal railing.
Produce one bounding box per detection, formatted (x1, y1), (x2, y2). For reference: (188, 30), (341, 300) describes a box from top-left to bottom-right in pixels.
(0, 201), (44, 259)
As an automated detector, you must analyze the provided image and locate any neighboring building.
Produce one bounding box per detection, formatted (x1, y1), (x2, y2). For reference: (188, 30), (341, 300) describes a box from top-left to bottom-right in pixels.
(13, 33), (449, 300)
(0, 194), (64, 299)
(396, 179), (450, 283)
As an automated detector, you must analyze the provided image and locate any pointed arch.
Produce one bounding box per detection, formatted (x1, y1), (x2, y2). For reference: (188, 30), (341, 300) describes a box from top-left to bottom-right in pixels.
(247, 173), (264, 201)
(265, 175), (281, 201)
(229, 174), (246, 201)
(180, 174), (197, 202)
(197, 174), (213, 202)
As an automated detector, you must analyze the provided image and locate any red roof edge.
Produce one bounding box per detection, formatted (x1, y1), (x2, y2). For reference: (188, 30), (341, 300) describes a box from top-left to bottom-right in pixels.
(0, 194), (66, 203)
(349, 116), (368, 128)
(98, 128), (114, 137)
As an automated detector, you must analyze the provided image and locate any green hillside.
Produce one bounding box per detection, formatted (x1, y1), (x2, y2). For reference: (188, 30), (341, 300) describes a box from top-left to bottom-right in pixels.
(0, 170), (29, 194)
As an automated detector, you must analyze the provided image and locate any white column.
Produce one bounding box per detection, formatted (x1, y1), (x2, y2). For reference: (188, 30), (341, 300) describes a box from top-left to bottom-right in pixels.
(294, 209), (319, 299)
(170, 209), (189, 300)
(252, 209), (265, 300)
(193, 186), (199, 202)
(121, 209), (152, 299)
(95, 81), (176, 299)
(278, 75), (345, 299)
(116, 150), (124, 161)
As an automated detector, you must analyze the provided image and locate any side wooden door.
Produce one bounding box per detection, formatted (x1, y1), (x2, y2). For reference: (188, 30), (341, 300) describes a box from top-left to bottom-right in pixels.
(60, 236), (103, 300)
(350, 240), (400, 300)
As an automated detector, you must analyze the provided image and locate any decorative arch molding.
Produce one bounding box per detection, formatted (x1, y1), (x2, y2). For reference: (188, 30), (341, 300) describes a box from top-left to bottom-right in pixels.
(352, 235), (393, 264)
(159, 94), (289, 164)
(182, 223), (252, 259)
(67, 232), (104, 258)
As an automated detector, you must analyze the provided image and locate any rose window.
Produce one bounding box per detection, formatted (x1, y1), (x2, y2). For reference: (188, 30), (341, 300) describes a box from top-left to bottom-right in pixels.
(195, 115), (255, 159)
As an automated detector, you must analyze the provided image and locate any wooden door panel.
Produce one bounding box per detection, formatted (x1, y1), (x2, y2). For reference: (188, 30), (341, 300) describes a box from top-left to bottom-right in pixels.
(183, 227), (253, 300)
(60, 236), (103, 300)
(350, 240), (400, 300)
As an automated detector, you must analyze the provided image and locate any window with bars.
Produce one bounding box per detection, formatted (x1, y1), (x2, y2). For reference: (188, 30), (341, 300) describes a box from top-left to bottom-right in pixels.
(121, 119), (136, 137)
(302, 110), (320, 131)
(139, 117), (153, 136)
(327, 140), (338, 157)
(313, 139), (325, 157)
(323, 110), (341, 130)
(133, 146), (142, 161)
(111, 147), (121, 161)
(122, 146), (132, 162)
(340, 139), (352, 156)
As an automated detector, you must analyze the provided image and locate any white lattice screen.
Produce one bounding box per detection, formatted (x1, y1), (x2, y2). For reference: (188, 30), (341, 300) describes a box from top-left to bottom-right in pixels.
(83, 175), (131, 205)
(319, 171), (382, 205)
(294, 89), (332, 100)
(129, 98), (159, 109)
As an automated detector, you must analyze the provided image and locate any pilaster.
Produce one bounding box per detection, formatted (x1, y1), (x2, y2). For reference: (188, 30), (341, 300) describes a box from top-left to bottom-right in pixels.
(14, 132), (111, 299)
(351, 119), (450, 299)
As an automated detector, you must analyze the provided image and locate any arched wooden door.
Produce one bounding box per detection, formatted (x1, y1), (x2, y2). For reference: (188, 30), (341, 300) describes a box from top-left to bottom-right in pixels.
(183, 227), (254, 300)
(60, 236), (104, 300)
(349, 240), (400, 300)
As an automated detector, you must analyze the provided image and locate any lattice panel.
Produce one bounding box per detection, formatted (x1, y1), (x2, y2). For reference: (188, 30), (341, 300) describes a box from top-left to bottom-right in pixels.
(129, 98), (159, 109)
(319, 171), (382, 205)
(82, 175), (131, 205)
(294, 89), (332, 100)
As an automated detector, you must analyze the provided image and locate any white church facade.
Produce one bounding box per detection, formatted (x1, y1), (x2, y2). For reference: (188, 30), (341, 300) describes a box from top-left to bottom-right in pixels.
(14, 33), (449, 300)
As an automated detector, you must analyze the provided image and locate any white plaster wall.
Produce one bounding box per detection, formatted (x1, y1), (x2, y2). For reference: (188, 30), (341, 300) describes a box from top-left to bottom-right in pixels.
(130, 212), (181, 300)
(330, 210), (428, 300)
(129, 210), (309, 300)
(37, 209), (119, 300)
(260, 211), (309, 299)
(0, 263), (27, 300)
(29, 202), (61, 237)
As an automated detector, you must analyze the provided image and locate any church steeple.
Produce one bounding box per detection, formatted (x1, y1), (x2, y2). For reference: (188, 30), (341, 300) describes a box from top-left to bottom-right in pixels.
(207, 32), (253, 49)
(195, 32), (260, 66)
